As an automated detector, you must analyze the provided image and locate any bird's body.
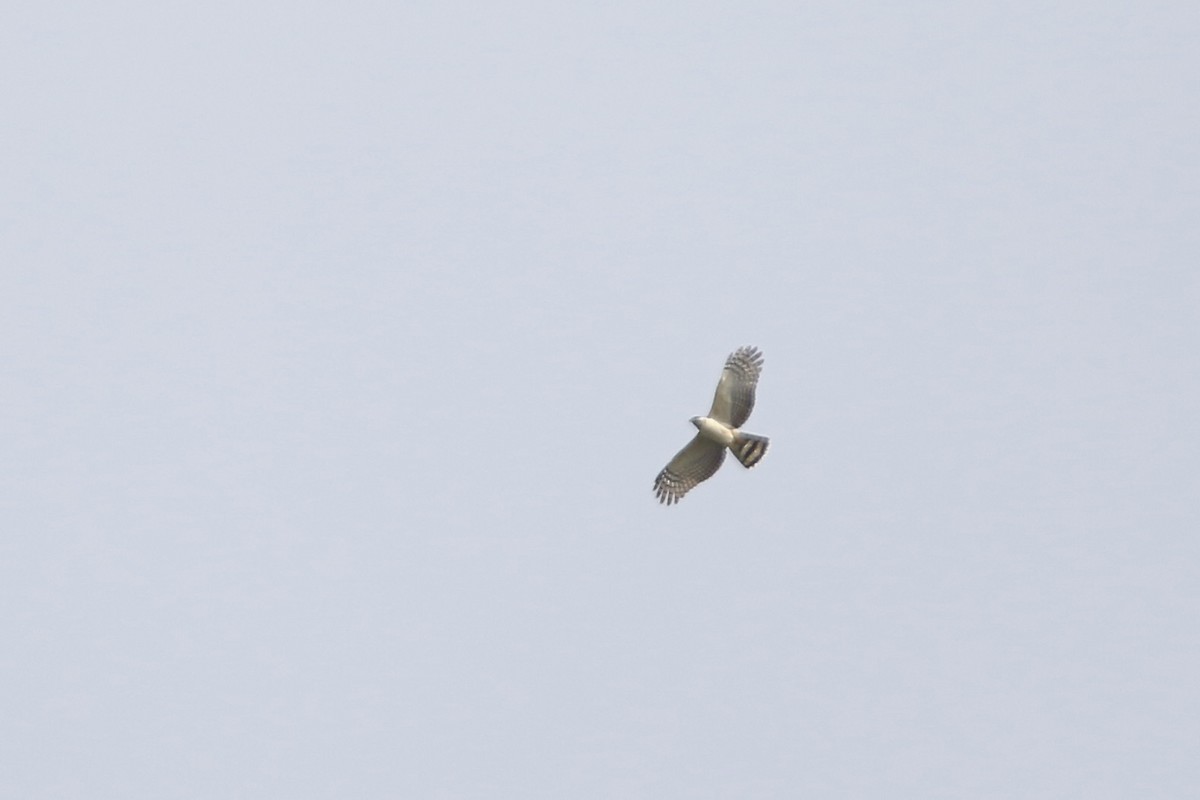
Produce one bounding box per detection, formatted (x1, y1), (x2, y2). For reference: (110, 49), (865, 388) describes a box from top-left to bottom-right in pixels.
(654, 346), (769, 505)
(690, 415), (736, 447)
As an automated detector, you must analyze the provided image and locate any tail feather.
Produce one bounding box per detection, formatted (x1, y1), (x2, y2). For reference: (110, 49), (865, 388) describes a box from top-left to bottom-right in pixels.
(730, 433), (769, 468)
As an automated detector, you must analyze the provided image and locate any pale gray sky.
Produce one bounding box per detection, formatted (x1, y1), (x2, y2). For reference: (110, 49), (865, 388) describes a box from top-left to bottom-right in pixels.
(3, 1), (1198, 797)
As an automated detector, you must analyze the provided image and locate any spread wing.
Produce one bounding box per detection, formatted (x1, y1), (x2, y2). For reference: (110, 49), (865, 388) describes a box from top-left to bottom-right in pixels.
(653, 435), (726, 505)
(707, 346), (764, 427)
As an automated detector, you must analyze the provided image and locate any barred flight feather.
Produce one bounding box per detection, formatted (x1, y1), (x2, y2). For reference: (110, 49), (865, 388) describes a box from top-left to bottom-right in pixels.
(731, 434), (769, 469)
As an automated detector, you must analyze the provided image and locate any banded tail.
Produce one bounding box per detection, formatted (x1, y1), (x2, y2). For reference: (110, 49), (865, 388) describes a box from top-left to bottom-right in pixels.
(730, 433), (769, 468)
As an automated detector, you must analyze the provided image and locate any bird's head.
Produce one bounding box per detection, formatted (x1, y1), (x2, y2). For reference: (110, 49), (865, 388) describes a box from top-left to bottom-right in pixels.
(689, 416), (704, 429)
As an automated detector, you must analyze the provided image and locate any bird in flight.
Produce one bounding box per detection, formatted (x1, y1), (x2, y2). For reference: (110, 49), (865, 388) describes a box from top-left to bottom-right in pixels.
(653, 346), (769, 505)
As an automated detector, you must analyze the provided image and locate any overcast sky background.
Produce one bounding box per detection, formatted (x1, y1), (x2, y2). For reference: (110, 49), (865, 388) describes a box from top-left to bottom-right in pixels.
(4, 2), (1198, 797)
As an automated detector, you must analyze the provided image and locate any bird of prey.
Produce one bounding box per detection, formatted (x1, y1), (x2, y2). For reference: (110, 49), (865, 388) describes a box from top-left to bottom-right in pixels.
(653, 346), (769, 505)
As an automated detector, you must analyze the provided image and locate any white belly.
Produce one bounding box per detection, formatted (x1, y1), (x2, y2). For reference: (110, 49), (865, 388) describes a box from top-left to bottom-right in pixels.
(695, 416), (735, 446)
